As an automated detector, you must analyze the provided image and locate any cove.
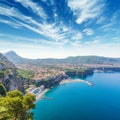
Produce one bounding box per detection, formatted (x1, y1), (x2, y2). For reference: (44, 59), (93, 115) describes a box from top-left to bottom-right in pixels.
(32, 72), (120, 120)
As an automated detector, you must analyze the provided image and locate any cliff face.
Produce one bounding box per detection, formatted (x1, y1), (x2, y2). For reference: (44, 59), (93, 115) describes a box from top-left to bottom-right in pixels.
(90, 67), (120, 72)
(36, 74), (68, 88)
(0, 53), (24, 92)
(65, 69), (94, 77)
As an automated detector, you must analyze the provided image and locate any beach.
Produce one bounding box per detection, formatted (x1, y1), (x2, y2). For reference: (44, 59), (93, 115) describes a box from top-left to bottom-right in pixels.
(36, 89), (49, 100)
(60, 79), (93, 86)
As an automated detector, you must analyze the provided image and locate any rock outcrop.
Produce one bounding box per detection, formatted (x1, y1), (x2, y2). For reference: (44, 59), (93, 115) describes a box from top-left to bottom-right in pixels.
(0, 53), (24, 92)
(65, 69), (94, 77)
(36, 74), (68, 88)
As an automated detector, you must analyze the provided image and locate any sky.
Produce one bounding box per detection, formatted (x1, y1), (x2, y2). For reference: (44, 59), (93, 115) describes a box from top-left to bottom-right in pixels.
(0, 0), (120, 58)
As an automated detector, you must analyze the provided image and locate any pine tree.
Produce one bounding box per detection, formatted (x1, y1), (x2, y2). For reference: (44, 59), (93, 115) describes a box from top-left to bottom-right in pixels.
(0, 90), (36, 120)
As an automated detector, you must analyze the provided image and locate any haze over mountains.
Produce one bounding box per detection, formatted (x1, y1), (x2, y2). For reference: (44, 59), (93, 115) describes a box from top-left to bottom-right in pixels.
(4, 51), (120, 66)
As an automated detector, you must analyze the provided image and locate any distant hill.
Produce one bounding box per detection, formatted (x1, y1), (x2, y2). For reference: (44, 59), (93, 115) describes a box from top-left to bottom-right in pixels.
(4, 51), (29, 64)
(65, 56), (120, 65)
(4, 51), (120, 66)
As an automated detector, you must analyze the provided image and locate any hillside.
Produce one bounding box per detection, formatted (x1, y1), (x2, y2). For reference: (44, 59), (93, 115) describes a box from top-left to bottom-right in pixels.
(0, 52), (24, 92)
(4, 51), (120, 66)
(4, 51), (29, 64)
(0, 52), (15, 69)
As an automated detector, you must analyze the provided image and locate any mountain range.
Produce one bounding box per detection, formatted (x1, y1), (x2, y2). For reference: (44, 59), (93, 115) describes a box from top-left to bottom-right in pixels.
(4, 51), (120, 66)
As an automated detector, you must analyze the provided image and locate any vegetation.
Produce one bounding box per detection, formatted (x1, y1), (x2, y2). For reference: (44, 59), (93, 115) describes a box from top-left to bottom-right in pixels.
(17, 69), (34, 79)
(65, 67), (86, 72)
(0, 70), (4, 77)
(65, 67), (93, 77)
(0, 83), (7, 96)
(0, 90), (36, 120)
(17, 69), (36, 89)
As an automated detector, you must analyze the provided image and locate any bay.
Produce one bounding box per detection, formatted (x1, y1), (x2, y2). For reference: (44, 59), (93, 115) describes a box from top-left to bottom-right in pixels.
(32, 73), (120, 120)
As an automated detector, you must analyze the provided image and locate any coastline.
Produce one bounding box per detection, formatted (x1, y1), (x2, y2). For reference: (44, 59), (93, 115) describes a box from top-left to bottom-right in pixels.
(35, 79), (93, 100)
(60, 79), (93, 86)
(36, 89), (49, 100)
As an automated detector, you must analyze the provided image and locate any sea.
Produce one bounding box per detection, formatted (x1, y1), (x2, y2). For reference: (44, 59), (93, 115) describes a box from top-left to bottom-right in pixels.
(32, 72), (120, 120)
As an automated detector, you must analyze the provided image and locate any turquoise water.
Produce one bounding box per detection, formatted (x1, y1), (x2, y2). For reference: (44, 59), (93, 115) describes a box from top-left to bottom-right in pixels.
(32, 73), (120, 120)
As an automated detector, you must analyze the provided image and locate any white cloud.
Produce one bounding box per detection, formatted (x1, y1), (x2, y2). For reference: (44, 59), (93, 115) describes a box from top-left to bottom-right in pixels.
(68, 0), (105, 24)
(83, 28), (94, 36)
(100, 23), (112, 31)
(0, 0), (120, 58)
(110, 10), (120, 23)
(0, 34), (120, 58)
(0, 5), (69, 44)
(71, 32), (83, 40)
(0, 32), (68, 48)
(96, 16), (106, 24)
(71, 41), (82, 47)
(15, 0), (47, 20)
(0, 19), (21, 28)
(99, 10), (120, 31)
(1, 1), (89, 47)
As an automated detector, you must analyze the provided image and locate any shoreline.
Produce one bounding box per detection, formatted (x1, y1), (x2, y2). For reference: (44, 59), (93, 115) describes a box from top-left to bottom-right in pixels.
(60, 79), (93, 86)
(36, 89), (49, 100)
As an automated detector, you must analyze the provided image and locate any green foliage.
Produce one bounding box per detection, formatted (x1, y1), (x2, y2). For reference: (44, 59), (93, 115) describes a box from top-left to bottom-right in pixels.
(17, 69), (34, 79)
(7, 90), (22, 98)
(0, 83), (7, 96)
(77, 68), (86, 72)
(0, 70), (4, 77)
(0, 90), (36, 120)
(1, 97), (23, 119)
(65, 67), (86, 72)
(23, 94), (36, 111)
(0, 106), (10, 120)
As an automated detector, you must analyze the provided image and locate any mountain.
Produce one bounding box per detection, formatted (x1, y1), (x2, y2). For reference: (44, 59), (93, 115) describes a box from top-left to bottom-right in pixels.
(4, 51), (61, 65)
(4, 51), (120, 66)
(0, 52), (24, 92)
(4, 51), (29, 64)
(0, 52), (15, 69)
(65, 56), (120, 65)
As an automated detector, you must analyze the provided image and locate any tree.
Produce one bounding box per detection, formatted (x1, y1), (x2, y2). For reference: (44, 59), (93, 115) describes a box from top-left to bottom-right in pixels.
(7, 89), (22, 98)
(0, 70), (4, 77)
(0, 106), (10, 120)
(0, 90), (36, 120)
(23, 94), (35, 111)
(0, 83), (7, 96)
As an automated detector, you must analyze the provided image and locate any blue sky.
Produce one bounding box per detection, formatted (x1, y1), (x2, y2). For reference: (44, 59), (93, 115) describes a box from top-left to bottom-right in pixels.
(0, 0), (120, 58)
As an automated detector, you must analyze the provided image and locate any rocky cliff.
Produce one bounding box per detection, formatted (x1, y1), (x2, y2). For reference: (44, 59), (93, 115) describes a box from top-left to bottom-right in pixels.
(0, 53), (24, 92)
(65, 69), (94, 77)
(36, 74), (68, 88)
